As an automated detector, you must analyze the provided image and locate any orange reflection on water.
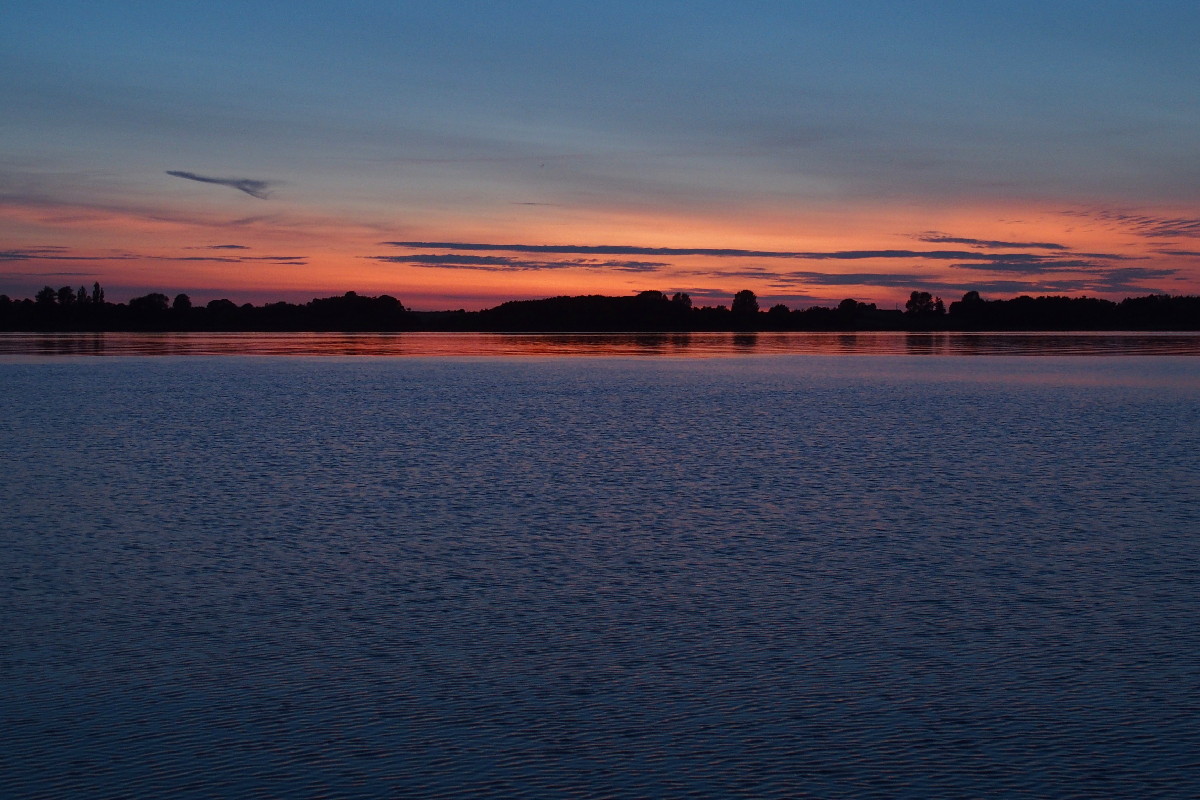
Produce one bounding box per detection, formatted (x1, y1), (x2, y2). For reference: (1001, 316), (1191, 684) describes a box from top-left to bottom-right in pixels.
(3, 332), (1200, 358)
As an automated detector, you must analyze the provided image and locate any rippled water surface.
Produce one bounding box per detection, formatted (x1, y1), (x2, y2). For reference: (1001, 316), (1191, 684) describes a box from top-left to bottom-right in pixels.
(3, 330), (1200, 357)
(2, 353), (1198, 798)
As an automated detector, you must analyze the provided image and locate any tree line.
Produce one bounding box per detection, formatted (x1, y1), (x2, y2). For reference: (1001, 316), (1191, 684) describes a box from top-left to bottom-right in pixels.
(0, 285), (409, 331)
(2, 284), (1198, 331)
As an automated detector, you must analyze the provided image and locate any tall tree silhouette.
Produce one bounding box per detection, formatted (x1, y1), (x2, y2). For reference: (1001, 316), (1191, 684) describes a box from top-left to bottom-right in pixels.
(732, 290), (759, 316)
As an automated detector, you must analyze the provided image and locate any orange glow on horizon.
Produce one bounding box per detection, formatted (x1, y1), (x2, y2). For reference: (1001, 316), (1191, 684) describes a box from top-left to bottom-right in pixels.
(4, 193), (1199, 310)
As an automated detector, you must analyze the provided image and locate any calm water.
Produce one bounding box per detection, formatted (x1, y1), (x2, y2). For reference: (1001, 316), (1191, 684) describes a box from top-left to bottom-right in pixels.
(2, 330), (1200, 357)
(2, 341), (1198, 798)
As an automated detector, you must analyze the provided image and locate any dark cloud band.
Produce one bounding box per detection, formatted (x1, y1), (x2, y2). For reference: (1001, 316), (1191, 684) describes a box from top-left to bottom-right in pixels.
(1, 248), (131, 262)
(371, 254), (666, 272)
(917, 235), (1068, 250)
(382, 241), (1114, 262)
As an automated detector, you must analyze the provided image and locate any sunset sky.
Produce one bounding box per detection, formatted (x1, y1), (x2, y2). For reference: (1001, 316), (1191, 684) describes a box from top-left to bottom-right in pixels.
(3, 1), (1199, 310)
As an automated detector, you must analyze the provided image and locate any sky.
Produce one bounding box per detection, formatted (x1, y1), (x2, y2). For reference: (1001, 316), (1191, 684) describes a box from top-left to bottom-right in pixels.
(3, 1), (1200, 310)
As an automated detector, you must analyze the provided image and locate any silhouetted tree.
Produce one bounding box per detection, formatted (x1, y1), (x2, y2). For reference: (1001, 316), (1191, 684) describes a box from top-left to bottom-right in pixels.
(732, 290), (759, 316)
(905, 291), (945, 316)
(905, 291), (934, 314)
(127, 293), (171, 329)
(960, 290), (983, 308)
(202, 299), (238, 329)
(36, 286), (57, 306)
(671, 292), (692, 309)
(948, 290), (986, 328)
(56, 286), (76, 306)
(130, 293), (170, 313)
(764, 303), (790, 329)
(172, 293), (192, 312)
(91, 282), (105, 305)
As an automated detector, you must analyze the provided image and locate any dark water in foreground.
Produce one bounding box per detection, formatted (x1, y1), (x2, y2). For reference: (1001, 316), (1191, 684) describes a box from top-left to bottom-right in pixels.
(2, 346), (1198, 798)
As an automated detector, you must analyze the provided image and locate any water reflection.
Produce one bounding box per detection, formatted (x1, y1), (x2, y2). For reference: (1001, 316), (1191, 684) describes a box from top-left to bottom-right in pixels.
(1, 331), (1199, 358)
(733, 332), (758, 350)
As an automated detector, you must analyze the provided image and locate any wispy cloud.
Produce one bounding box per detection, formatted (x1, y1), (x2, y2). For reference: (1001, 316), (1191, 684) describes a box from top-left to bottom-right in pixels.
(950, 259), (1107, 273)
(745, 271), (932, 288)
(2, 247), (65, 261)
(376, 240), (1156, 298)
(916, 233), (1069, 250)
(1, 247), (131, 262)
(371, 254), (666, 272)
(166, 170), (276, 199)
(2, 245), (305, 268)
(699, 264), (1175, 296)
(1066, 209), (1200, 239)
(242, 256), (307, 265)
(164, 254), (308, 265)
(383, 240), (813, 258)
(0, 271), (96, 278)
(381, 241), (1118, 263)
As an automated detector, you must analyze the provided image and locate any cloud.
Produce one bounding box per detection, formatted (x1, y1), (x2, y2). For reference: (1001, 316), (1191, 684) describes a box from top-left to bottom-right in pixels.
(383, 240), (808, 258)
(370, 254), (667, 272)
(381, 241), (1110, 263)
(0, 271), (96, 278)
(768, 272), (932, 288)
(190, 244), (251, 250)
(698, 268), (929, 288)
(2, 247), (79, 261)
(694, 263), (1176, 298)
(1095, 266), (1177, 284)
(2, 246), (305, 269)
(1065, 209), (1200, 238)
(242, 256), (308, 265)
(950, 259), (1106, 273)
(375, 241), (1157, 298)
(798, 250), (1027, 261)
(1, 247), (132, 262)
(916, 234), (1069, 250)
(166, 170), (276, 199)
(1155, 249), (1200, 257)
(162, 254), (307, 265)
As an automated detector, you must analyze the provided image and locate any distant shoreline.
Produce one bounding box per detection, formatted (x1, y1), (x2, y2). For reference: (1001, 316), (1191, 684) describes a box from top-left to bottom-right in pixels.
(3, 286), (1198, 332)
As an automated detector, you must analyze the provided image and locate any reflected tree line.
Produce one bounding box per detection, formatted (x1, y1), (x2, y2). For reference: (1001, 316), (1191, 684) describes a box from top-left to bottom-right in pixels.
(2, 284), (1198, 331)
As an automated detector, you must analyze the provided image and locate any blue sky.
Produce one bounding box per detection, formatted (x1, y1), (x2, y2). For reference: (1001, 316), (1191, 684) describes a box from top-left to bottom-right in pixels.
(3, 1), (1199, 307)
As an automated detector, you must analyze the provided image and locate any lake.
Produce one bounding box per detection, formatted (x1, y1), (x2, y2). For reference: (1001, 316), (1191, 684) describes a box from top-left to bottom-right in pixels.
(2, 334), (1198, 798)
(3, 330), (1200, 357)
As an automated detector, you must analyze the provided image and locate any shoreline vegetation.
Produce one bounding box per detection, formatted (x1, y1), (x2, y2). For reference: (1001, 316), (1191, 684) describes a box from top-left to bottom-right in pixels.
(3, 284), (1199, 332)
